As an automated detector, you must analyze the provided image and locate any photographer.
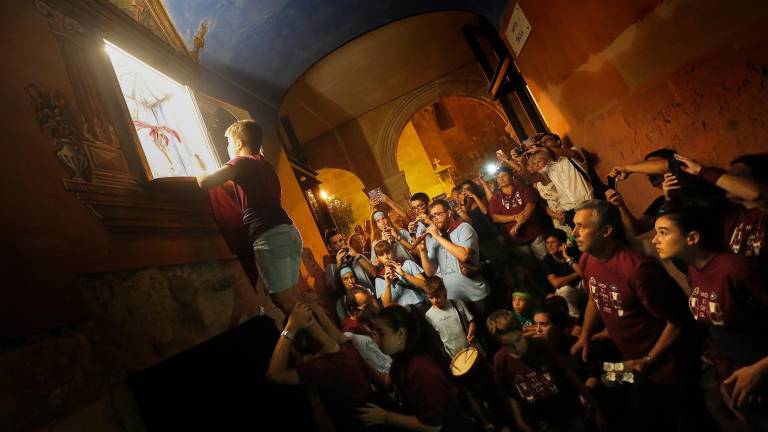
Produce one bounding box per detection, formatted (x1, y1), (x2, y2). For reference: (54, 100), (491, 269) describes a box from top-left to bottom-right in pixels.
(324, 229), (375, 307)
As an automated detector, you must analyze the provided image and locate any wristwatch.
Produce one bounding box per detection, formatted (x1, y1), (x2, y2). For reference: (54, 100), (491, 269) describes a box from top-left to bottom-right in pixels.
(280, 329), (295, 341)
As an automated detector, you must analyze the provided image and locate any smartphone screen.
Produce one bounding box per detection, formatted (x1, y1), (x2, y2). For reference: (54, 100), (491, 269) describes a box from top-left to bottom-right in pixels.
(607, 176), (616, 190)
(367, 187), (382, 200)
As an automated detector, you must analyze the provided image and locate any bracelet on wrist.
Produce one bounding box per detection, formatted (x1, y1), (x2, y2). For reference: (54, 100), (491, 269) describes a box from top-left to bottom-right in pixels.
(280, 329), (295, 341)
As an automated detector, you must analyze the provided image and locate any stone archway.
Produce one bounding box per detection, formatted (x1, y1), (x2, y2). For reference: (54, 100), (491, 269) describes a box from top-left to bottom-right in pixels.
(316, 168), (370, 234)
(373, 76), (507, 198)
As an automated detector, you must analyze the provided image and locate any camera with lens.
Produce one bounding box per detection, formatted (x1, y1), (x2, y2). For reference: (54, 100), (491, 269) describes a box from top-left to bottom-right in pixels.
(513, 145), (526, 157)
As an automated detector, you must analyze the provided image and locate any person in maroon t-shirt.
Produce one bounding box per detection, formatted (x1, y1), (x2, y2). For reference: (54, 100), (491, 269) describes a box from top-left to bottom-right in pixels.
(359, 305), (471, 431)
(266, 302), (383, 431)
(671, 152), (768, 262)
(653, 203), (768, 428)
(486, 309), (601, 432)
(198, 120), (337, 346)
(570, 199), (718, 431)
(489, 166), (548, 259)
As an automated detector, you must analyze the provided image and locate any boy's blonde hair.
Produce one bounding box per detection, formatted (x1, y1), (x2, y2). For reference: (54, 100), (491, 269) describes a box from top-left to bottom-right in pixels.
(424, 276), (446, 295)
(486, 309), (521, 337)
(225, 119), (262, 150)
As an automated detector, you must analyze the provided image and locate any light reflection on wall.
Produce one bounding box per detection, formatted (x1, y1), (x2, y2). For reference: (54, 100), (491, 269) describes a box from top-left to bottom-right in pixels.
(104, 40), (219, 178)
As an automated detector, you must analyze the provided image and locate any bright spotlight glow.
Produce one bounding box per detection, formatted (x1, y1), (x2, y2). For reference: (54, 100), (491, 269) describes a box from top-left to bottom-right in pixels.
(484, 163), (499, 175)
(319, 190), (329, 200)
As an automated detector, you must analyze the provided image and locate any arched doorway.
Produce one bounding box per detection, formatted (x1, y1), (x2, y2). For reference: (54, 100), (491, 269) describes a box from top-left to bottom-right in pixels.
(396, 95), (515, 197)
(316, 168), (370, 235)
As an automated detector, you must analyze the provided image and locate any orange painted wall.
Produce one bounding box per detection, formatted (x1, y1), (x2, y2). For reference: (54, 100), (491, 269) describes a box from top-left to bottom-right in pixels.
(396, 121), (446, 199)
(0, 1), (325, 339)
(505, 0), (768, 215)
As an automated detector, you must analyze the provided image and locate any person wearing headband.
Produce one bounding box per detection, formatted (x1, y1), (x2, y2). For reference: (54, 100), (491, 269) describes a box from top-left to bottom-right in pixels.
(324, 229), (376, 320)
(511, 291), (535, 332)
(369, 209), (413, 266)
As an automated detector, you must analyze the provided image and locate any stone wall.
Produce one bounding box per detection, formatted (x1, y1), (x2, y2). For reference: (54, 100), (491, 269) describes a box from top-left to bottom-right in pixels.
(1, 258), (258, 431)
(510, 0), (768, 215)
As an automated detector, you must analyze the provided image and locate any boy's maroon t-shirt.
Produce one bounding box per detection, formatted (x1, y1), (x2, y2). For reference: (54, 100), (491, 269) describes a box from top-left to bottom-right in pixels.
(489, 181), (545, 245)
(687, 253), (768, 378)
(580, 247), (697, 385)
(225, 155), (293, 239)
(296, 342), (374, 430)
(493, 339), (580, 422)
(724, 207), (767, 261)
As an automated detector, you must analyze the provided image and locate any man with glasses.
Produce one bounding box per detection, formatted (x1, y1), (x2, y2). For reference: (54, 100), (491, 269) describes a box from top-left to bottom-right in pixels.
(407, 192), (431, 238)
(417, 199), (491, 320)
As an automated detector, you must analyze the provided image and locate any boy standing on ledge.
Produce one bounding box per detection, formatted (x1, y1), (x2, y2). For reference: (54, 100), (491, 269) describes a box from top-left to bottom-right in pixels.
(198, 119), (337, 349)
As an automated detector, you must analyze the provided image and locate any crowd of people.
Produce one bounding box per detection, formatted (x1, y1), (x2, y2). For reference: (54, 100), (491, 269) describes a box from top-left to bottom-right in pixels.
(200, 120), (767, 431)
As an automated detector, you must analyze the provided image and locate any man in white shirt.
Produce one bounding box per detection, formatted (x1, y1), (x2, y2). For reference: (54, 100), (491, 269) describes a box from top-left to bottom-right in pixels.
(528, 149), (594, 225)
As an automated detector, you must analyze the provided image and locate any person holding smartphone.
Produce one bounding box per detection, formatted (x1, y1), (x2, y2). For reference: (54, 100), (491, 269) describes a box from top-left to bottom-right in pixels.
(653, 203), (768, 429)
(606, 148), (725, 237)
(665, 153), (768, 263)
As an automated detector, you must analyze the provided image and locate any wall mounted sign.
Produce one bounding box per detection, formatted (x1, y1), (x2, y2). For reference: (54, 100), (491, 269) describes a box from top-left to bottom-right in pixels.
(505, 4), (531, 57)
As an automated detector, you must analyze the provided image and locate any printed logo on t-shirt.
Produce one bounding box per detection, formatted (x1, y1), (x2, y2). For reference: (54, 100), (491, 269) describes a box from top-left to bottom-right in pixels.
(729, 222), (764, 257)
(688, 286), (724, 326)
(589, 277), (625, 317)
(501, 191), (524, 210)
(513, 370), (559, 403)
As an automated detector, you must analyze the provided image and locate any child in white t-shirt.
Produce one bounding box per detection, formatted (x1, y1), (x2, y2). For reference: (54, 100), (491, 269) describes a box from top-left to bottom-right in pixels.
(424, 275), (476, 357)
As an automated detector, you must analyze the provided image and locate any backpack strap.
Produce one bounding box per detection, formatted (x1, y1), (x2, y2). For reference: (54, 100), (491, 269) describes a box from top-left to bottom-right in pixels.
(450, 300), (471, 335)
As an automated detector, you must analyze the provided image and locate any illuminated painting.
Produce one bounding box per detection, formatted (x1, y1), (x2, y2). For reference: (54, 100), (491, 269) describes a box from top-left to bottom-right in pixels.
(105, 40), (218, 178)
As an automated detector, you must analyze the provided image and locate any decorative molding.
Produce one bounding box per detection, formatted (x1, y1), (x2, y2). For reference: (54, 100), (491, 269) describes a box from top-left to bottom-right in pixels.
(26, 84), (92, 181)
(35, 0), (84, 36)
(105, 0), (192, 58)
(28, 0), (221, 234)
(63, 179), (217, 234)
(375, 77), (504, 177)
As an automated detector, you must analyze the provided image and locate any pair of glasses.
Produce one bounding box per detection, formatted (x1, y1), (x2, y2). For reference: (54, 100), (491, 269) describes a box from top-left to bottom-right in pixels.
(430, 210), (447, 219)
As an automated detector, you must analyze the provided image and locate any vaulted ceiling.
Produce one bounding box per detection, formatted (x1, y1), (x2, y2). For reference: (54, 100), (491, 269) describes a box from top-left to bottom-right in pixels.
(278, 11), (480, 143)
(162, 0), (508, 110)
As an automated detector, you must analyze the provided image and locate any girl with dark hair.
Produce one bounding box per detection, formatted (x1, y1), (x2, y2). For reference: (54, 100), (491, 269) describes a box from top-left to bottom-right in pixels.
(653, 203), (768, 428)
(358, 305), (470, 431)
(669, 153), (768, 262)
